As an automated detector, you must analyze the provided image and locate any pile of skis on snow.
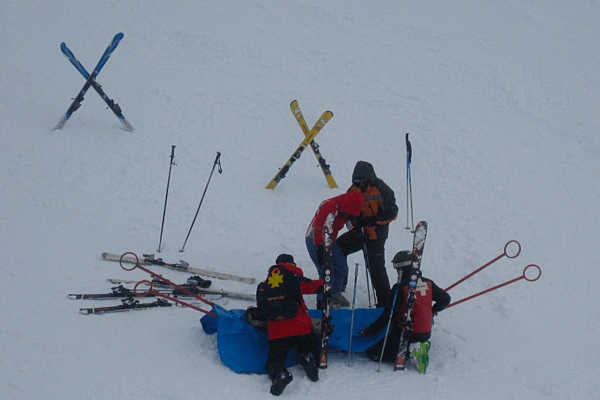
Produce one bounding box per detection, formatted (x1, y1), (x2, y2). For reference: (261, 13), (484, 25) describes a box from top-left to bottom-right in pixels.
(69, 253), (256, 315)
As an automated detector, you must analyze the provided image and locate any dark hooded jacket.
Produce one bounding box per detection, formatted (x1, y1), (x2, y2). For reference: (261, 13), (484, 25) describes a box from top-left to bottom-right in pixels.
(348, 161), (398, 240)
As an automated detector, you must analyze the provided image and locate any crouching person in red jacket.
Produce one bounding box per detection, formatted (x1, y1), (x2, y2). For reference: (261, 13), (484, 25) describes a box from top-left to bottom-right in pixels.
(359, 250), (450, 373)
(257, 254), (323, 396)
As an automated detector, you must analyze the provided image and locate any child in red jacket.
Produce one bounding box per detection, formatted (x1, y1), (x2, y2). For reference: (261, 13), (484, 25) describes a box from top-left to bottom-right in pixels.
(257, 254), (323, 396)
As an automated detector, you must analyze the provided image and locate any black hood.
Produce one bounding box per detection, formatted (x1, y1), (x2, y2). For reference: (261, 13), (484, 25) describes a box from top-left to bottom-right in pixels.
(352, 161), (377, 183)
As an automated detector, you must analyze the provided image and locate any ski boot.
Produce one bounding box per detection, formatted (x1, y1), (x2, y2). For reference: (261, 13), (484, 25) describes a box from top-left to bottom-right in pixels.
(299, 353), (319, 382)
(270, 370), (293, 396)
(410, 341), (431, 373)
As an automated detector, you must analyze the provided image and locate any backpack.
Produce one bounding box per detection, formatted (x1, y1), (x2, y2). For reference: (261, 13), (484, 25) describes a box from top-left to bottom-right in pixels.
(256, 264), (302, 321)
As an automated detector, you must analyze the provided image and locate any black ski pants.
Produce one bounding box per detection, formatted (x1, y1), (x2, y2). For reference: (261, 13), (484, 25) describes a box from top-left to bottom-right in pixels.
(265, 334), (320, 381)
(336, 225), (391, 307)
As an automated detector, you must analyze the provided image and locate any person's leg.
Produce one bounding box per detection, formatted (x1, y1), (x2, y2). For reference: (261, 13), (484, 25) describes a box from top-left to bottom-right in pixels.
(265, 337), (294, 381)
(296, 333), (320, 381)
(331, 242), (348, 294)
(306, 237), (324, 303)
(265, 337), (295, 395)
(366, 226), (391, 306)
(336, 230), (366, 292)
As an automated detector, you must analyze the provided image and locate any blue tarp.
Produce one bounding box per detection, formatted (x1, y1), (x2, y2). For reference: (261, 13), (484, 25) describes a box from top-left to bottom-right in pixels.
(200, 304), (386, 374)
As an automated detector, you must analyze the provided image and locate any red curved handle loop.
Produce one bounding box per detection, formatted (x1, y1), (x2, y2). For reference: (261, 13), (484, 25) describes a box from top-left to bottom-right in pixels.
(120, 252), (139, 271)
(134, 280), (152, 297)
(445, 240), (521, 292)
(523, 264), (541, 282)
(119, 253), (218, 317)
(504, 240), (521, 259)
(447, 263), (542, 309)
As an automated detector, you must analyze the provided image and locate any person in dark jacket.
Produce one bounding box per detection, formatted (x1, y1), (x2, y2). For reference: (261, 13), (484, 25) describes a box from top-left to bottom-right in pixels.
(336, 161), (399, 307)
(358, 250), (450, 373)
(259, 254), (323, 396)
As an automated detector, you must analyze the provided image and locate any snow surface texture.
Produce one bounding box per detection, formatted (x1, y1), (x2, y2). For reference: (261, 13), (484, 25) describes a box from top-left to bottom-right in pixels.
(1, 1), (599, 399)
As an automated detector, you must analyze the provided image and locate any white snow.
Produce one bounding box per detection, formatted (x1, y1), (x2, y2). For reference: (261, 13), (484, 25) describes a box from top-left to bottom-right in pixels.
(1, 1), (599, 399)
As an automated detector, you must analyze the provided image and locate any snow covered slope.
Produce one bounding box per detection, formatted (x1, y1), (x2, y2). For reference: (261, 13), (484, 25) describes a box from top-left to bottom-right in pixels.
(1, 1), (599, 399)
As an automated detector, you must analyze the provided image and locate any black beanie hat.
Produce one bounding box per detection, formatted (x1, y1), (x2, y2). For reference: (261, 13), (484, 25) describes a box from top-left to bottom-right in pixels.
(276, 254), (295, 264)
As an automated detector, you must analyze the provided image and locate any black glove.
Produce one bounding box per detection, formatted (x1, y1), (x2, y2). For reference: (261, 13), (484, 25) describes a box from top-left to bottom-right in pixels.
(432, 304), (445, 314)
(348, 215), (362, 228)
(316, 244), (325, 265)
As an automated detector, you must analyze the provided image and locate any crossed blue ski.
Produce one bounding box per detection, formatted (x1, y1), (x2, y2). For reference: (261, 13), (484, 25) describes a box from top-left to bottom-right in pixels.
(53, 33), (133, 131)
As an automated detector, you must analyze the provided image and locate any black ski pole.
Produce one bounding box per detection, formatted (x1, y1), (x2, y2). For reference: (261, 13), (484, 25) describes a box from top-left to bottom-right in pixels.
(180, 152), (222, 252)
(348, 262), (360, 366)
(361, 228), (377, 307)
(158, 145), (176, 252)
(405, 133), (414, 232)
(377, 273), (402, 372)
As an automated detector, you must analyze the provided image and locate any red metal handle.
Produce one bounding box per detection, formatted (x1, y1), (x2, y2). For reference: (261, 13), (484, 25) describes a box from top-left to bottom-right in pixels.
(446, 264), (541, 309)
(120, 252), (218, 317)
(445, 240), (521, 291)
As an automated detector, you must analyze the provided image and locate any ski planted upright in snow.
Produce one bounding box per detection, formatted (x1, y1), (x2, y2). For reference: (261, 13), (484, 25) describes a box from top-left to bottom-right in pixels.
(395, 221), (428, 370)
(60, 41), (134, 131)
(266, 110), (333, 189)
(53, 33), (125, 131)
(319, 212), (335, 368)
(289, 100), (338, 188)
(101, 253), (256, 284)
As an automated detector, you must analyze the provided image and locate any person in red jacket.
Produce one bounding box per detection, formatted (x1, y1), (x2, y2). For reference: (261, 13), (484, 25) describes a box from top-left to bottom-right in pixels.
(358, 250), (450, 373)
(258, 254), (323, 396)
(305, 192), (364, 308)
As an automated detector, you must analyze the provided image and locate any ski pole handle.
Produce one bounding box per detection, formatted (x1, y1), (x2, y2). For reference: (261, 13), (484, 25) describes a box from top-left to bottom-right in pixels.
(214, 151), (223, 173)
(134, 280), (218, 317)
(445, 240), (521, 291)
(170, 145), (176, 163)
(446, 264), (541, 309)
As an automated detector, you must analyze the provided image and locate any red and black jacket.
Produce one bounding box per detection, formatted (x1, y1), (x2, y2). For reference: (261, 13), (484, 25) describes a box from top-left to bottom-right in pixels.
(364, 271), (450, 335)
(261, 262), (323, 340)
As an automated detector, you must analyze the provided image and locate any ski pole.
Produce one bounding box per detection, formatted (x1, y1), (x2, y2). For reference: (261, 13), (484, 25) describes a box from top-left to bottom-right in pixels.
(446, 264), (541, 309)
(180, 152), (222, 252)
(120, 252), (217, 317)
(445, 240), (521, 291)
(361, 228), (377, 307)
(405, 133), (414, 232)
(377, 273), (402, 372)
(348, 262), (360, 366)
(365, 265), (373, 308)
(158, 145), (176, 252)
